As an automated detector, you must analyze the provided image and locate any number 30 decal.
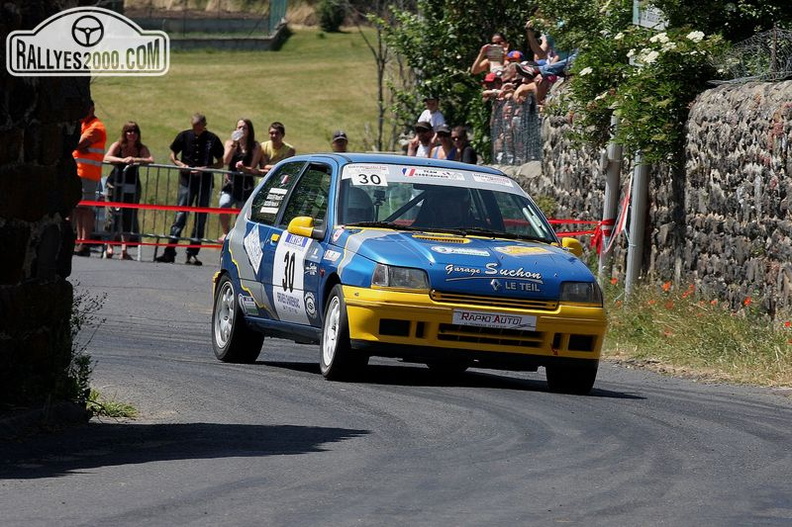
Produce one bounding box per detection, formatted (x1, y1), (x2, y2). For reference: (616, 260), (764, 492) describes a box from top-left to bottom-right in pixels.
(351, 172), (388, 186)
(282, 251), (296, 292)
(273, 233), (310, 324)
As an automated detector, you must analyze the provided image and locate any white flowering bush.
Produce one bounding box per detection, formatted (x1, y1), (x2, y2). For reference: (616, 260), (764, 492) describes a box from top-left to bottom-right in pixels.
(558, 26), (727, 163)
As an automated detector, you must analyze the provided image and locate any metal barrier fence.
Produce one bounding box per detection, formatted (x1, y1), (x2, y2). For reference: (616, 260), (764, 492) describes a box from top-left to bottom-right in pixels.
(490, 95), (542, 165)
(81, 163), (243, 260)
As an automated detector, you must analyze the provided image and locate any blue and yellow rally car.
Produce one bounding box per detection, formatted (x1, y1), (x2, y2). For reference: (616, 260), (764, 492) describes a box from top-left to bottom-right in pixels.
(212, 154), (606, 394)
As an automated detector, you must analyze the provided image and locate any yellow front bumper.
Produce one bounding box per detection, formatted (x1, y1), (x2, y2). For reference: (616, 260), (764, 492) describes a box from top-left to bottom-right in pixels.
(342, 285), (607, 360)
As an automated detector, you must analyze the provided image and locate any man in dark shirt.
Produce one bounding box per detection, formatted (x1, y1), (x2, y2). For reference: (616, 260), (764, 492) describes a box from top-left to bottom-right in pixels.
(156, 113), (224, 265)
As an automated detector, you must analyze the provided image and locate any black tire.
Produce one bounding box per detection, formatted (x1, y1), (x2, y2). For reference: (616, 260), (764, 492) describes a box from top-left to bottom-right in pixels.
(320, 284), (367, 380)
(545, 361), (599, 395)
(212, 274), (263, 363)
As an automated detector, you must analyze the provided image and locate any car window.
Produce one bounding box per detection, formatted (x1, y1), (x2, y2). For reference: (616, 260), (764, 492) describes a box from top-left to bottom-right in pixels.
(249, 161), (306, 225)
(279, 164), (332, 229)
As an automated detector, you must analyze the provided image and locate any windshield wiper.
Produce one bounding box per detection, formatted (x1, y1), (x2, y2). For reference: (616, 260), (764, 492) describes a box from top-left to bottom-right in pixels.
(463, 227), (549, 242)
(345, 221), (420, 230)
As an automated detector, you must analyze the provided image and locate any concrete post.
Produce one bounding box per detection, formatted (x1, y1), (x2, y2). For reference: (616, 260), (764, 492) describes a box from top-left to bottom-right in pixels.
(598, 115), (623, 285)
(625, 153), (650, 298)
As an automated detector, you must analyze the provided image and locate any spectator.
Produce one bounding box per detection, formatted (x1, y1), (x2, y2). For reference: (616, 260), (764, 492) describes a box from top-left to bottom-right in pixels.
(452, 126), (478, 165)
(525, 18), (555, 63)
(71, 99), (107, 257)
(470, 32), (509, 75)
(218, 118), (261, 242)
(429, 124), (456, 160)
(407, 121), (434, 157)
(258, 121), (295, 175)
(506, 50), (524, 64)
(331, 130), (348, 152)
(103, 121), (154, 260)
(481, 71), (505, 100)
(418, 96), (445, 129)
(155, 113), (224, 265)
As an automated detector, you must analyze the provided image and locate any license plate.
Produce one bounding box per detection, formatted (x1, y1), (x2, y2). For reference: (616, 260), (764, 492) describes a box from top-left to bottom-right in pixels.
(452, 309), (537, 330)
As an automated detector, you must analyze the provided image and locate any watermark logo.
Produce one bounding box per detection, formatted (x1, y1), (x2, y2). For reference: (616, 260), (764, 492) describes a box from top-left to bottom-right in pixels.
(6, 7), (169, 77)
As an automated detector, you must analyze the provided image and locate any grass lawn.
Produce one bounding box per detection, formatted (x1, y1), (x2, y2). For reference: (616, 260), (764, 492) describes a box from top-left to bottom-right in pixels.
(91, 27), (380, 165)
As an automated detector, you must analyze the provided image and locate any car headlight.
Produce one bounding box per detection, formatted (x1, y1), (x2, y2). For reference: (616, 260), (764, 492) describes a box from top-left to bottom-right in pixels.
(560, 281), (603, 305)
(372, 263), (429, 290)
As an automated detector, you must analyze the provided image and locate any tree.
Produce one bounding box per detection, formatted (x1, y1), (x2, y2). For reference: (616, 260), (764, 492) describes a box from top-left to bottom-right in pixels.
(375, 0), (543, 162)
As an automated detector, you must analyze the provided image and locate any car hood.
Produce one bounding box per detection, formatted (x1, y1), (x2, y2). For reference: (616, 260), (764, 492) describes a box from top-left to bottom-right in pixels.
(337, 228), (595, 300)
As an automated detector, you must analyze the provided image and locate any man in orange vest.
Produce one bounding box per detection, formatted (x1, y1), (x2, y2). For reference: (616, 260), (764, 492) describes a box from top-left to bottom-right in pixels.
(72, 99), (107, 257)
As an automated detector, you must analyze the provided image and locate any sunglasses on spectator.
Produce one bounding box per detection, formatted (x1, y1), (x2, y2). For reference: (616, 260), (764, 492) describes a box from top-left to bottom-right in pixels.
(438, 132), (450, 137)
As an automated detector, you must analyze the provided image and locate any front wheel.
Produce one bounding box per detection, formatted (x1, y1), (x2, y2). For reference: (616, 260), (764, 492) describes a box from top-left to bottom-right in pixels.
(212, 274), (263, 363)
(320, 285), (367, 380)
(545, 361), (598, 395)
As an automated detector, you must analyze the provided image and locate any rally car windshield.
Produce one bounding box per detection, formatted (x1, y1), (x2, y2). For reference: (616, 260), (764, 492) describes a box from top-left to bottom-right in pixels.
(337, 170), (556, 243)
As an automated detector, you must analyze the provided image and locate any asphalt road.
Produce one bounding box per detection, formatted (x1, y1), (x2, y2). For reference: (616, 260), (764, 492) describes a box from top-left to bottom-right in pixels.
(2, 252), (792, 526)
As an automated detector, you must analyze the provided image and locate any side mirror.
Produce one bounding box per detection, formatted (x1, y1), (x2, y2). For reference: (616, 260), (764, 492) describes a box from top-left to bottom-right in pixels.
(287, 216), (324, 240)
(561, 237), (583, 258)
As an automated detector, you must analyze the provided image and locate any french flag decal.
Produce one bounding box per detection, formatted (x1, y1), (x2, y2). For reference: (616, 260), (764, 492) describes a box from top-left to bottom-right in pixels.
(402, 168), (416, 177)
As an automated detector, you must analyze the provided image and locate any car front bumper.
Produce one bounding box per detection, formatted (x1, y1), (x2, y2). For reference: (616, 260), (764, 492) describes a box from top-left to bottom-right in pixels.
(342, 285), (606, 365)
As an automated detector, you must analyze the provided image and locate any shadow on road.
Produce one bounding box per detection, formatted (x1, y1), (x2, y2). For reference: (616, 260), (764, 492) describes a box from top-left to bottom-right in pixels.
(0, 422), (368, 480)
(259, 360), (644, 400)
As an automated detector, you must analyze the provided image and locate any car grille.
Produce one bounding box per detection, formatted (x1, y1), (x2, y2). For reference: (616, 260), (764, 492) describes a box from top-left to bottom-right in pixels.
(438, 324), (544, 348)
(430, 290), (558, 311)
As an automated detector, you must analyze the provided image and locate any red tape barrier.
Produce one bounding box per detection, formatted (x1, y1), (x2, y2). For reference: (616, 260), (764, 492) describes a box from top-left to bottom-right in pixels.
(79, 200), (241, 215)
(79, 200), (614, 254)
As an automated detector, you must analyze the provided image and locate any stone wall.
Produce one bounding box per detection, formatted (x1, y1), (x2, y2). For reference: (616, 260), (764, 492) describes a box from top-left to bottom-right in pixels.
(0, 0), (90, 407)
(507, 80), (792, 316)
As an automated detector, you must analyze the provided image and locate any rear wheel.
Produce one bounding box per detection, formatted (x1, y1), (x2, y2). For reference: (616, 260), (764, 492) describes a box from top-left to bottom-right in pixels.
(545, 361), (598, 395)
(212, 275), (263, 363)
(320, 285), (367, 380)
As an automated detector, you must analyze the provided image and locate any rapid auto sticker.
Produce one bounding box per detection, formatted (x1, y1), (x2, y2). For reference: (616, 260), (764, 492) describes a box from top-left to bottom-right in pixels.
(472, 174), (514, 188)
(452, 309), (537, 330)
(272, 232), (311, 324)
(243, 228), (264, 274)
(431, 245), (490, 257)
(495, 245), (550, 256)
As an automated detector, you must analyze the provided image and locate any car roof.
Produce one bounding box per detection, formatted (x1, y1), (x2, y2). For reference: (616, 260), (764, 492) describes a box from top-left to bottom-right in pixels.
(287, 152), (508, 176)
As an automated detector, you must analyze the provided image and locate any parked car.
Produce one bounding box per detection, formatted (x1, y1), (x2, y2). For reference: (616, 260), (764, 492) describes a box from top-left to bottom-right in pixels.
(211, 154), (606, 394)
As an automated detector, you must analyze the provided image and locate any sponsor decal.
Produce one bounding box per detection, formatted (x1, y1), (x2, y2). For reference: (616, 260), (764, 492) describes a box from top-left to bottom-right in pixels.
(432, 245), (490, 257)
(504, 281), (542, 292)
(495, 246), (550, 256)
(445, 262), (544, 283)
(260, 187), (287, 215)
(472, 174), (514, 188)
(332, 227), (344, 243)
(304, 292), (317, 318)
(243, 228), (263, 273)
(323, 249), (342, 262)
(283, 232), (308, 248)
(6, 7), (169, 77)
(305, 262), (318, 276)
(238, 294), (259, 316)
(453, 309), (537, 330)
(445, 264), (481, 277)
(484, 263), (543, 281)
(401, 168), (465, 181)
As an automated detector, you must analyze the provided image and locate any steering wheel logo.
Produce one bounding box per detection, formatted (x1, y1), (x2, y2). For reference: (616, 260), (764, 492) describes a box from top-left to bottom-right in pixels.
(71, 15), (104, 47)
